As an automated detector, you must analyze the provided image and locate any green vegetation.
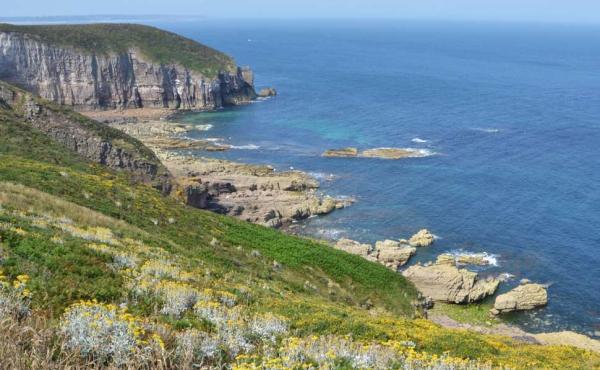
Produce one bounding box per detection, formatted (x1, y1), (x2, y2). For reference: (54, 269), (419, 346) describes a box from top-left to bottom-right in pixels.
(0, 23), (236, 77)
(430, 300), (498, 327)
(0, 87), (599, 368)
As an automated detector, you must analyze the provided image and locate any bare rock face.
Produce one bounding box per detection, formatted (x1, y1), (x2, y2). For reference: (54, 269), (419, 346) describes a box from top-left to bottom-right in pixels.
(0, 32), (256, 111)
(402, 264), (500, 304)
(534, 332), (600, 353)
(409, 229), (435, 247)
(436, 253), (490, 266)
(491, 284), (548, 315)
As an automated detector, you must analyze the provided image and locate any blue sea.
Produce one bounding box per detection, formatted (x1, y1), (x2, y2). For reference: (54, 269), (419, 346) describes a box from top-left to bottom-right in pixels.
(153, 19), (600, 336)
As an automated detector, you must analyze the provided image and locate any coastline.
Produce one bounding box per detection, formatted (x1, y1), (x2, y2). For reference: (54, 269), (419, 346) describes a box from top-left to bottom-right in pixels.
(86, 109), (353, 229)
(84, 107), (600, 354)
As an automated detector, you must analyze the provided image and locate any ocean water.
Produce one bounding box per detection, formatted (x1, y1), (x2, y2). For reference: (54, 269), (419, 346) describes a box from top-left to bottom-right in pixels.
(152, 20), (600, 336)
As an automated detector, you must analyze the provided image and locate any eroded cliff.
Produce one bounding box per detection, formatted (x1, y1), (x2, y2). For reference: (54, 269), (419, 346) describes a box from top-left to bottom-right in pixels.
(0, 24), (256, 111)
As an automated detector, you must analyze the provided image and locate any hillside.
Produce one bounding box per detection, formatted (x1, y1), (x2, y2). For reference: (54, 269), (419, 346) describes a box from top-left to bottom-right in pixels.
(0, 81), (598, 368)
(0, 23), (256, 110)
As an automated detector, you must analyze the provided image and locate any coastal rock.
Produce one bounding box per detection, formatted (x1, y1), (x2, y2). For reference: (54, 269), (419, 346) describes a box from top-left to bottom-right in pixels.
(182, 183), (210, 209)
(0, 29), (256, 111)
(409, 229), (435, 247)
(491, 284), (548, 315)
(360, 148), (427, 160)
(402, 264), (500, 303)
(436, 253), (490, 266)
(334, 239), (372, 257)
(374, 240), (417, 271)
(258, 87), (277, 97)
(322, 148), (359, 158)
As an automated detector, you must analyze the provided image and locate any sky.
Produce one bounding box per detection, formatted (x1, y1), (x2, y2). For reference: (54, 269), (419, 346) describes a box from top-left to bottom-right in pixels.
(2, 0), (600, 24)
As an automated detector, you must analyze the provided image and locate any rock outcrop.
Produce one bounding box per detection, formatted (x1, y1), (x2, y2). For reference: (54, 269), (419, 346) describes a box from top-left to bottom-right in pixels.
(334, 238), (416, 271)
(491, 284), (548, 315)
(402, 264), (500, 303)
(409, 229), (435, 247)
(0, 29), (256, 111)
(374, 240), (417, 270)
(0, 81), (172, 193)
(436, 253), (491, 266)
(322, 147), (432, 160)
(322, 148), (359, 158)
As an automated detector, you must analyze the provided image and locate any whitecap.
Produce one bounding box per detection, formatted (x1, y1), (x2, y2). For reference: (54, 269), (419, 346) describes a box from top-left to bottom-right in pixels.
(472, 127), (500, 133)
(205, 137), (224, 142)
(411, 137), (428, 143)
(194, 124), (213, 131)
(229, 144), (260, 150)
(446, 249), (499, 267)
(308, 172), (337, 182)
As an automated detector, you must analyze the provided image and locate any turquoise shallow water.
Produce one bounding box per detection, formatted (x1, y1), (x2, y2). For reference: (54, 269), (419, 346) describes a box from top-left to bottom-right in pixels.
(152, 20), (600, 336)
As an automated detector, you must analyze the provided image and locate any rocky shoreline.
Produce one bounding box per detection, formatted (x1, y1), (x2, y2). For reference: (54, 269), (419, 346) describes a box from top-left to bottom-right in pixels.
(84, 108), (600, 354)
(88, 112), (353, 228)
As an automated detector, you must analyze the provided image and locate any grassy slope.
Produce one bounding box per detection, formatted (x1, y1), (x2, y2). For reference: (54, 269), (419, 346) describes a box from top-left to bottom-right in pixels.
(0, 23), (236, 78)
(0, 107), (599, 368)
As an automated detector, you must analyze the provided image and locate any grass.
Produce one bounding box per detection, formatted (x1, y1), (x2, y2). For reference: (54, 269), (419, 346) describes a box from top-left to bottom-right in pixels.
(0, 23), (236, 78)
(430, 300), (499, 327)
(0, 90), (599, 368)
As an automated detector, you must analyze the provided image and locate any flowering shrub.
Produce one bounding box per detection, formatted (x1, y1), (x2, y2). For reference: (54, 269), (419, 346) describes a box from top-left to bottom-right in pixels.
(234, 336), (493, 370)
(249, 313), (288, 343)
(60, 300), (161, 366)
(175, 329), (221, 366)
(0, 272), (31, 320)
(155, 281), (200, 317)
(140, 259), (194, 281)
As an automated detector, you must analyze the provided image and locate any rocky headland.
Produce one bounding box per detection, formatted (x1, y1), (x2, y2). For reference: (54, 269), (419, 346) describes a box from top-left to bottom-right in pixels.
(101, 117), (352, 228)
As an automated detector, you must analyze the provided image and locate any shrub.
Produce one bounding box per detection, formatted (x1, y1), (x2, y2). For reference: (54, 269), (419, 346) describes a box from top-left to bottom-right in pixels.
(60, 300), (160, 366)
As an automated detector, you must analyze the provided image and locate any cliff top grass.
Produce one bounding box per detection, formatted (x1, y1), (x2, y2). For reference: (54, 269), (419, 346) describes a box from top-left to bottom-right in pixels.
(0, 23), (236, 78)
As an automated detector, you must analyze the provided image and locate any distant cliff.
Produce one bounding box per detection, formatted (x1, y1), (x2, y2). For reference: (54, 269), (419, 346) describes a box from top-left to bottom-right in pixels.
(0, 24), (256, 111)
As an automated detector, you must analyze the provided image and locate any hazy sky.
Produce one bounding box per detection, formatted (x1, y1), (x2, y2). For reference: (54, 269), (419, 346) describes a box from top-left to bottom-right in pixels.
(3, 0), (600, 24)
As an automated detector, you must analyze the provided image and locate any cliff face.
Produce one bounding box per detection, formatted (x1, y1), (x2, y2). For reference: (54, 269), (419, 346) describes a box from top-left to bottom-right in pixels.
(0, 32), (256, 111)
(0, 81), (172, 193)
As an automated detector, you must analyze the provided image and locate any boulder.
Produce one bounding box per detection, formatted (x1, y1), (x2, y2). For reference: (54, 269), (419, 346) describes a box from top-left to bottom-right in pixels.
(334, 239), (372, 258)
(491, 283), (548, 315)
(374, 240), (416, 271)
(402, 264), (500, 303)
(409, 229), (435, 247)
(258, 87), (277, 97)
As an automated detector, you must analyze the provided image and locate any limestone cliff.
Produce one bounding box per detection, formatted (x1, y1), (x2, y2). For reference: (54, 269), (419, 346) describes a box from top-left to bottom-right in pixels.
(0, 24), (256, 111)
(0, 81), (172, 193)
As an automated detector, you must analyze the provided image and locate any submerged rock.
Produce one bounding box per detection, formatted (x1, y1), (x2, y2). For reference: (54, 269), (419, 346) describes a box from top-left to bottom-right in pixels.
(491, 283), (548, 315)
(402, 264), (500, 304)
(409, 229), (435, 247)
(360, 148), (427, 159)
(322, 148), (359, 158)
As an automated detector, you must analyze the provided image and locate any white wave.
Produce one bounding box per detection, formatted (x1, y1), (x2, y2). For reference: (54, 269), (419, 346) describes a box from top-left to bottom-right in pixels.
(472, 127), (500, 133)
(411, 137), (429, 143)
(446, 250), (499, 267)
(229, 144), (260, 150)
(205, 137), (224, 142)
(498, 272), (516, 282)
(315, 228), (345, 240)
(308, 172), (337, 181)
(406, 148), (437, 158)
(194, 124), (213, 131)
